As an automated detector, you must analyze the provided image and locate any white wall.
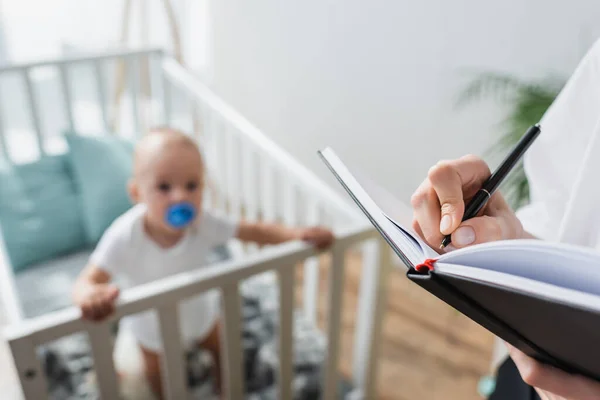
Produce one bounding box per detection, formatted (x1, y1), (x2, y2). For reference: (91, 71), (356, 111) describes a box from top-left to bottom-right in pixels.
(210, 0), (600, 203)
(0, 0), (208, 65)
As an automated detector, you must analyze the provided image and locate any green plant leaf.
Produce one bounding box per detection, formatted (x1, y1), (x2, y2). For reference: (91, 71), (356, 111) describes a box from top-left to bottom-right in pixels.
(456, 71), (563, 209)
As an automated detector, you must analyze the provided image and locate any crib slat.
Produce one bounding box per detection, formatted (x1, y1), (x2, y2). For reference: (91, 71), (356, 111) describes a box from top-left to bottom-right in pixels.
(195, 102), (206, 140)
(196, 104), (213, 210)
(93, 60), (110, 131)
(283, 179), (297, 226)
(148, 54), (164, 126)
(59, 65), (75, 132)
(188, 91), (198, 136)
(277, 267), (295, 400)
(8, 337), (49, 400)
(23, 68), (44, 155)
(199, 106), (211, 209)
(140, 55), (152, 135)
(221, 283), (245, 400)
(241, 141), (257, 220)
(129, 56), (142, 136)
(352, 240), (376, 389)
(203, 111), (220, 211)
(87, 324), (120, 399)
(303, 198), (321, 324)
(241, 141), (258, 252)
(322, 244), (346, 400)
(162, 66), (172, 125)
(192, 99), (203, 140)
(213, 118), (227, 213)
(224, 126), (240, 219)
(353, 238), (390, 398)
(260, 157), (276, 223)
(158, 304), (189, 400)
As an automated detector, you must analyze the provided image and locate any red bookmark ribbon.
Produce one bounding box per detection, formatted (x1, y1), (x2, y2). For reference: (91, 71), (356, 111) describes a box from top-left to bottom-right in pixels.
(415, 258), (436, 273)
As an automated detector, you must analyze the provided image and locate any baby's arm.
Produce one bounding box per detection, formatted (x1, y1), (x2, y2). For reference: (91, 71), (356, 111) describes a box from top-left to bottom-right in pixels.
(236, 221), (334, 250)
(72, 264), (119, 322)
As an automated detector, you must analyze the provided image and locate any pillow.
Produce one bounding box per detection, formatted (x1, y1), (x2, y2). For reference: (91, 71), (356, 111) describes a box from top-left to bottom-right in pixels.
(0, 155), (88, 271)
(64, 133), (135, 244)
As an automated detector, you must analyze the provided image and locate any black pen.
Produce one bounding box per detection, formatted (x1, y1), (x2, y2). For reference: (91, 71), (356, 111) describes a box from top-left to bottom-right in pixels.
(440, 124), (542, 249)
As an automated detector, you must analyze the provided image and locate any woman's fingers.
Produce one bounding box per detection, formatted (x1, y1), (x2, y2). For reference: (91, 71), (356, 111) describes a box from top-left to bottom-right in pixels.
(450, 215), (505, 248)
(411, 184), (443, 246)
(412, 155), (493, 249)
(426, 161), (465, 235)
(507, 343), (600, 400)
(412, 155), (530, 250)
(411, 219), (425, 240)
(427, 155), (491, 235)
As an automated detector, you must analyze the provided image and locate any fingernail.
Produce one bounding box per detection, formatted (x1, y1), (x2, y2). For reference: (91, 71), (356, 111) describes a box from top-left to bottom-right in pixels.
(442, 244), (457, 253)
(439, 215), (452, 233)
(453, 226), (475, 246)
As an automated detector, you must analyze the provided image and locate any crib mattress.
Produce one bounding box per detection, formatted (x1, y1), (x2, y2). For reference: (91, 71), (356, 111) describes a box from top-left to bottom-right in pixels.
(14, 245), (232, 319)
(15, 249), (93, 319)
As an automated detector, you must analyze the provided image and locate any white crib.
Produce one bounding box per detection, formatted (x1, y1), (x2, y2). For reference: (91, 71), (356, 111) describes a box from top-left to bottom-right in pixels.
(0, 48), (392, 400)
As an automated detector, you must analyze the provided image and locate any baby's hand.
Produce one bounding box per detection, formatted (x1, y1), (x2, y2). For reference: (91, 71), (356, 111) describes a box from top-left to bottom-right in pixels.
(300, 226), (335, 250)
(76, 284), (120, 322)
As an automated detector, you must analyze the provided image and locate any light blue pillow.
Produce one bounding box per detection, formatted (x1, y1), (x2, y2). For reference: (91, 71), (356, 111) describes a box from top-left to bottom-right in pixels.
(64, 133), (135, 244)
(0, 155), (88, 271)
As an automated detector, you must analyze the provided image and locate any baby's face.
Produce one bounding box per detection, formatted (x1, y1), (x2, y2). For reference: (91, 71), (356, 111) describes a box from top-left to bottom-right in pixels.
(133, 142), (205, 233)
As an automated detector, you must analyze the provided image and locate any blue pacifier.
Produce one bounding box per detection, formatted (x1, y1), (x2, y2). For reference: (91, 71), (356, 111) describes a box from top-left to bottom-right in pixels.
(165, 202), (197, 229)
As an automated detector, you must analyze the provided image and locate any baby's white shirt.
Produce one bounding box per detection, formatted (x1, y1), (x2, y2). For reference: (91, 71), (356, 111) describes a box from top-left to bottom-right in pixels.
(89, 203), (238, 351)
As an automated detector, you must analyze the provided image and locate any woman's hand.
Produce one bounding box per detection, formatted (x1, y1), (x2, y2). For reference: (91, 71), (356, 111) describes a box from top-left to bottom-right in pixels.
(507, 344), (600, 400)
(411, 155), (527, 250)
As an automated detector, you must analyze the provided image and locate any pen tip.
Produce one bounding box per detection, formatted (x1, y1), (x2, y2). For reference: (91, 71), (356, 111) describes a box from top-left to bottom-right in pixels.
(439, 243), (446, 250)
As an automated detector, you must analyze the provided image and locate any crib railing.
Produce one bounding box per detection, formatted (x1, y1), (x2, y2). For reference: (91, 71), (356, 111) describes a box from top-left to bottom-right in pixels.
(4, 227), (388, 400)
(0, 47), (392, 399)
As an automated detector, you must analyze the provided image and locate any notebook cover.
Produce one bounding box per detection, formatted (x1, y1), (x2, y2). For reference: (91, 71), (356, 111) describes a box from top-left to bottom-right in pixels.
(407, 268), (600, 381)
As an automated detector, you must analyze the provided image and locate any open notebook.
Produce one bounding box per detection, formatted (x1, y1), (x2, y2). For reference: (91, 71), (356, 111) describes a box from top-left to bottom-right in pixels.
(319, 147), (600, 381)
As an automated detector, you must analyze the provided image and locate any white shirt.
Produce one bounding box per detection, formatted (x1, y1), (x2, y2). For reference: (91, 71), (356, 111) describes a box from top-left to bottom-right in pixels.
(90, 204), (238, 351)
(518, 40), (600, 247)
(516, 37), (600, 247)
(492, 37), (600, 371)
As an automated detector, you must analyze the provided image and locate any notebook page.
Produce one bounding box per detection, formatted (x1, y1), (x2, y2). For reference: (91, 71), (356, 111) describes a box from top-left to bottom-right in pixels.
(319, 148), (426, 267)
(346, 164), (438, 259)
(384, 214), (439, 259)
(437, 239), (600, 296)
(435, 263), (600, 314)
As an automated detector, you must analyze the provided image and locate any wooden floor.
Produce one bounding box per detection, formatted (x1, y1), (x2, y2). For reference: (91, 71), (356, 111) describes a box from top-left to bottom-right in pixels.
(295, 250), (495, 400)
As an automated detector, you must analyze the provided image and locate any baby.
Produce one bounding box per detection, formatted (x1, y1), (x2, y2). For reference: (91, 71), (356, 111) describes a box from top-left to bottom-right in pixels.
(72, 127), (334, 399)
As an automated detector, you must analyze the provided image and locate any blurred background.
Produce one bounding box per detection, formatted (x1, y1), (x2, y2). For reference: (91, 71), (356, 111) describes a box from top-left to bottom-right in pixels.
(1, 1), (600, 399)
(2, 0), (599, 200)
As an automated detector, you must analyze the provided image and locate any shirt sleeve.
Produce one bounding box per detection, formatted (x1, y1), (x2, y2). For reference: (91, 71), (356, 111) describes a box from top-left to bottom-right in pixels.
(516, 38), (600, 241)
(197, 210), (239, 248)
(88, 221), (129, 275)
